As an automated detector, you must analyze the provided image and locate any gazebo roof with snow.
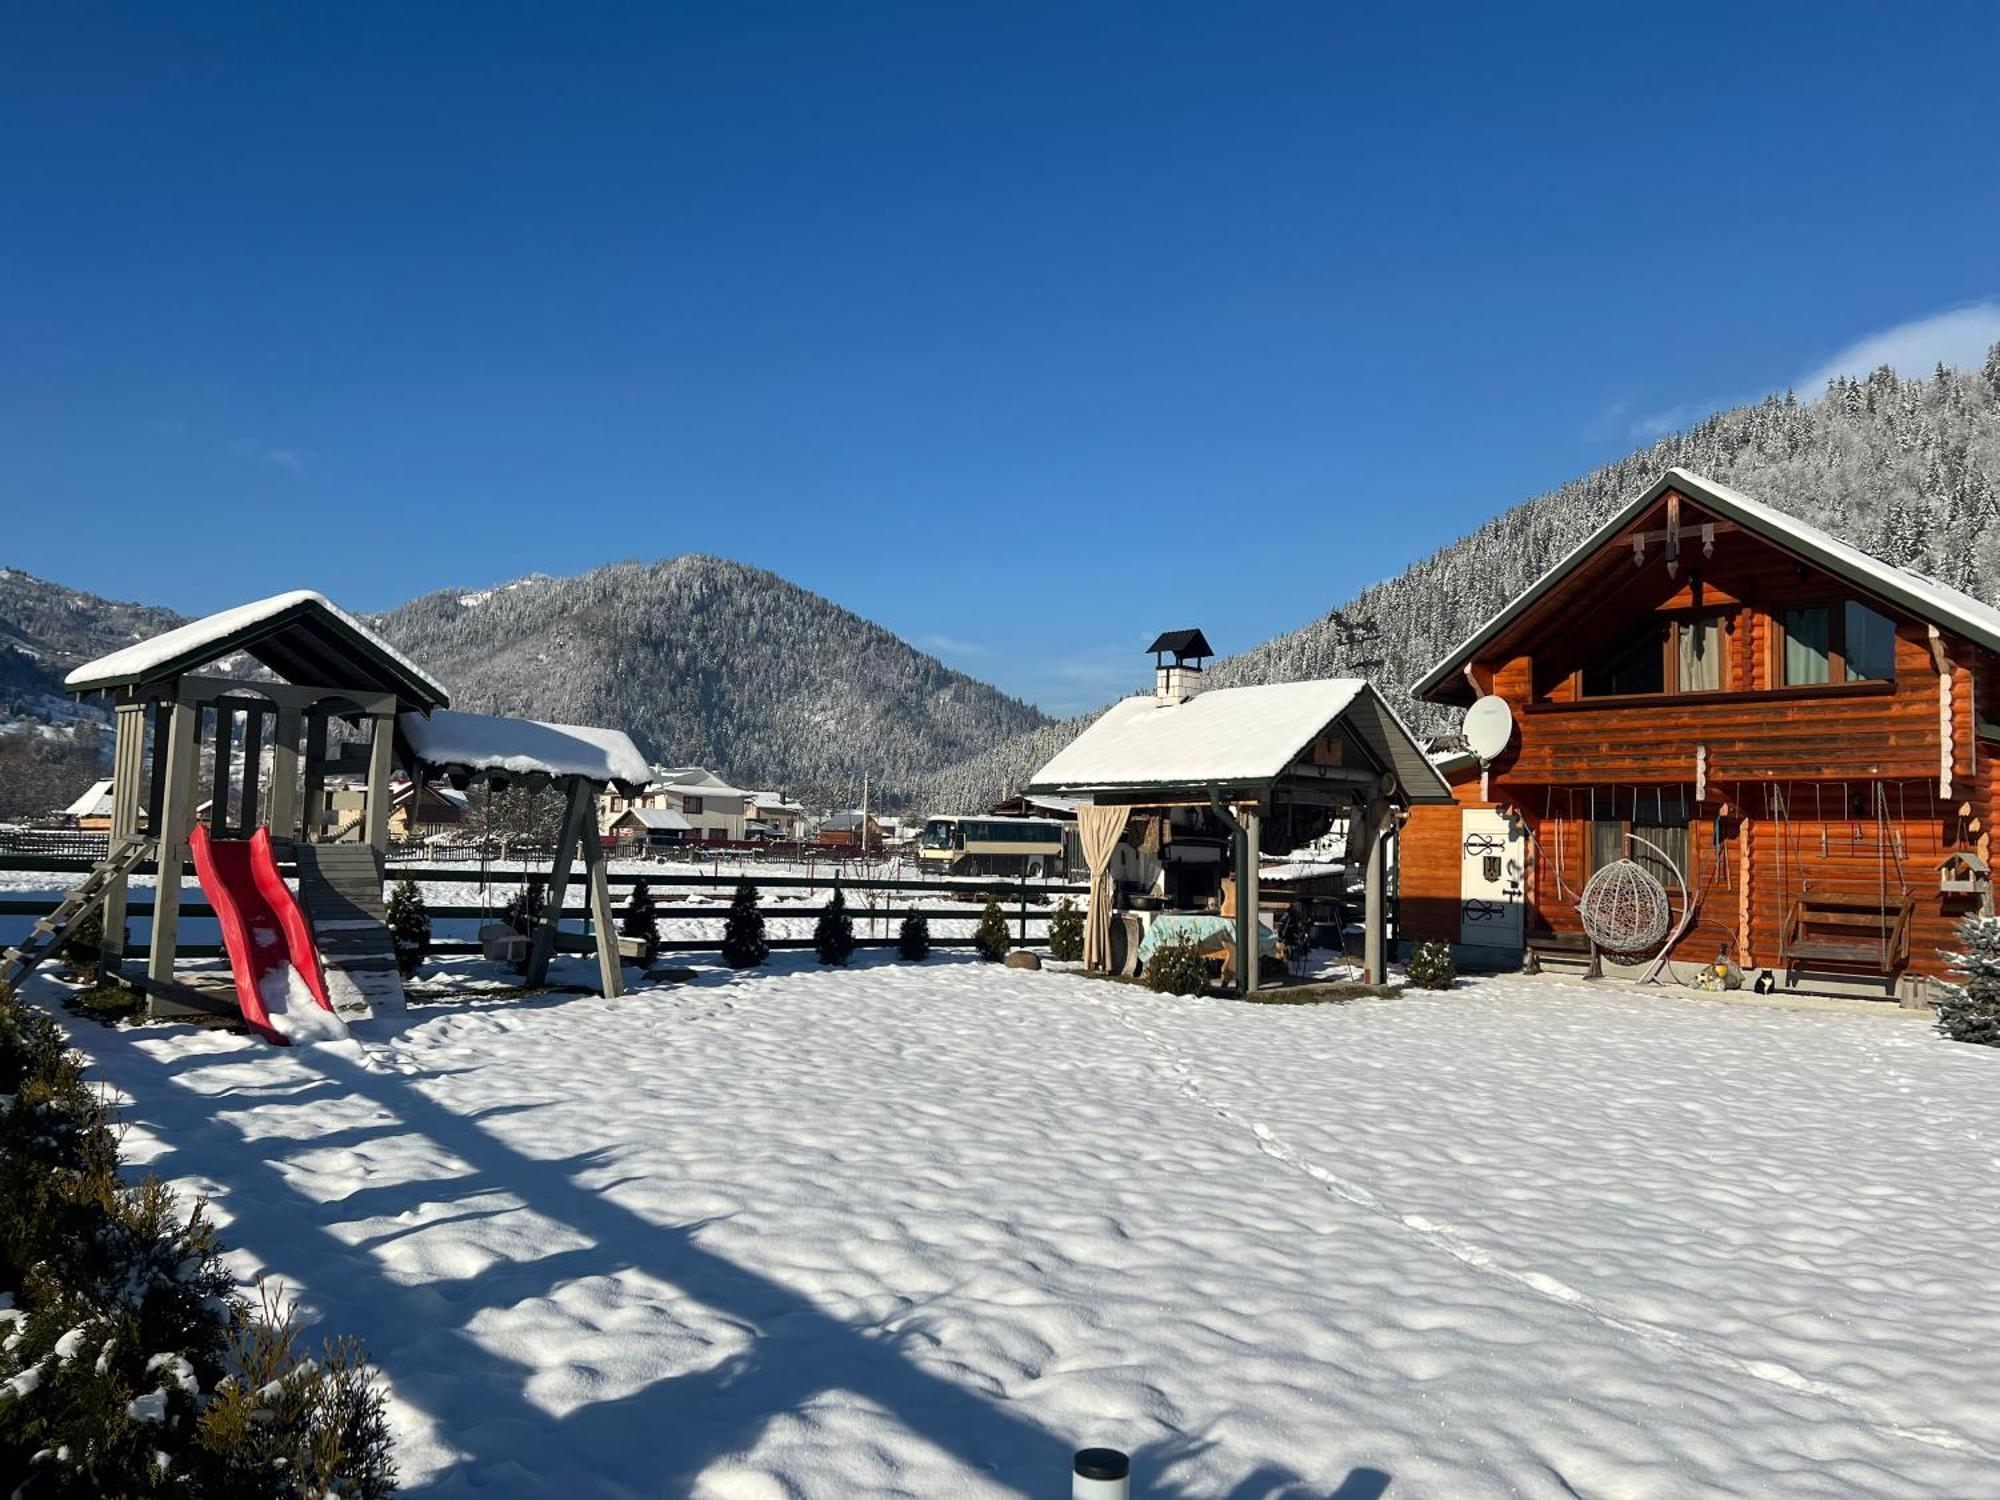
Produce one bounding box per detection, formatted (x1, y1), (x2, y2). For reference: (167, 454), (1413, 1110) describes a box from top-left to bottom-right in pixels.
(1024, 679), (1452, 804)
(397, 707), (650, 792)
(65, 589), (449, 713)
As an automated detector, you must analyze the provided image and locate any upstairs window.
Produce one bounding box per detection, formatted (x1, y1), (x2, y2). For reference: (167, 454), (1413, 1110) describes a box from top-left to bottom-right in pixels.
(1843, 601), (1896, 681)
(1677, 614), (1724, 692)
(1582, 622), (1666, 697)
(1580, 613), (1727, 698)
(1781, 607), (1831, 685)
(1780, 601), (1897, 685)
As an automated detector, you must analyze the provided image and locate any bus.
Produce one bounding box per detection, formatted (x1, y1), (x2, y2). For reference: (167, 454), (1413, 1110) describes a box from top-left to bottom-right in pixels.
(918, 815), (1066, 878)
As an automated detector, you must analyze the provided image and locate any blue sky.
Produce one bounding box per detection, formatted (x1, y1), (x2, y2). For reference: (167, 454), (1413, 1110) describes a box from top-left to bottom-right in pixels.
(5, 4), (1998, 716)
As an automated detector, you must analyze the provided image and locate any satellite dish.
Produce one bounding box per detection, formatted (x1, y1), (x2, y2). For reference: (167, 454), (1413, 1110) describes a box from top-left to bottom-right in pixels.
(1463, 695), (1514, 763)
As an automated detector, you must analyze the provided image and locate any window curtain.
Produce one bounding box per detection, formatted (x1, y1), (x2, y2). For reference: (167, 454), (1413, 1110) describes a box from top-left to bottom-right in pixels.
(1677, 616), (1721, 692)
(1783, 607), (1830, 685)
(1077, 804), (1130, 972)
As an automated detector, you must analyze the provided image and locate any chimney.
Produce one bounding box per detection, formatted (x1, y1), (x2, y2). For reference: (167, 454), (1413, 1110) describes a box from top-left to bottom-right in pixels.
(1145, 628), (1214, 705)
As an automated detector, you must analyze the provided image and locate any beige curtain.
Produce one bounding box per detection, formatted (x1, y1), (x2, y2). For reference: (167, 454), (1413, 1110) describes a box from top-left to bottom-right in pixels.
(1078, 804), (1130, 972)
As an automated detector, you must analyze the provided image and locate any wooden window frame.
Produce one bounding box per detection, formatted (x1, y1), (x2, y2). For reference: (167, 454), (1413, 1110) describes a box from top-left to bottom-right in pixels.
(1772, 599), (1898, 687)
(1573, 608), (1733, 702)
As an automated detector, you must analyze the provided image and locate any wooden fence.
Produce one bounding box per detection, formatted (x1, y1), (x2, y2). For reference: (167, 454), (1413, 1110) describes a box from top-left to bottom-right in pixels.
(0, 855), (1087, 960)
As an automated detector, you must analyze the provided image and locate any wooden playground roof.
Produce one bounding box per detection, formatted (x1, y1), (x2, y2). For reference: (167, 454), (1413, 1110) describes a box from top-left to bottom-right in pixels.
(65, 590), (450, 712)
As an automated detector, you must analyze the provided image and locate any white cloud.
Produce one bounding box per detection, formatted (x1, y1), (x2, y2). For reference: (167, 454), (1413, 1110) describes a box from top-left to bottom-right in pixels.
(1795, 300), (2000, 393)
(230, 437), (304, 472)
(918, 633), (986, 657)
(1612, 300), (2000, 443)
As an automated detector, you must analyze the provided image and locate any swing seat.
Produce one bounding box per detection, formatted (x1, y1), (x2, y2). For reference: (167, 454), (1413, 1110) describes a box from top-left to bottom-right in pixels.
(480, 923), (529, 963)
(1783, 895), (1914, 973)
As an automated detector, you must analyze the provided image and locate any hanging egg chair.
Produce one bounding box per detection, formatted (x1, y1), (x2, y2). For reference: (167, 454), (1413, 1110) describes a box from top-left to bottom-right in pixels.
(1578, 858), (1671, 954)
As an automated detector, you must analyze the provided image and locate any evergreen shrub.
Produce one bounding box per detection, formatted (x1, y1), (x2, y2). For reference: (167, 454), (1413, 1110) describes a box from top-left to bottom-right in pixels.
(973, 898), (1010, 962)
(1938, 915), (2000, 1046)
(1047, 898), (1082, 963)
(814, 887), (855, 966)
(1143, 937), (1211, 996)
(723, 881), (769, 970)
(1406, 941), (1458, 990)
(385, 878), (431, 979)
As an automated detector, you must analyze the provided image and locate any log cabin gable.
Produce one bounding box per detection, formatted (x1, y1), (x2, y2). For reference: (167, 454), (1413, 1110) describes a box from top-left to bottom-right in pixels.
(1416, 470), (2000, 788)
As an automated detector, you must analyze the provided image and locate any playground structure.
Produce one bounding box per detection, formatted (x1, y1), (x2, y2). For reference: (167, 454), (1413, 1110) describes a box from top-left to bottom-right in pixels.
(0, 590), (649, 1037)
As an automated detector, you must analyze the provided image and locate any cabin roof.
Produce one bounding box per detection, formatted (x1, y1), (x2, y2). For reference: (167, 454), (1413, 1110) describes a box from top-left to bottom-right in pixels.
(398, 707), (649, 786)
(617, 807), (693, 832)
(64, 777), (115, 817)
(1022, 678), (1451, 801)
(64, 589), (450, 711)
(1415, 468), (2000, 701)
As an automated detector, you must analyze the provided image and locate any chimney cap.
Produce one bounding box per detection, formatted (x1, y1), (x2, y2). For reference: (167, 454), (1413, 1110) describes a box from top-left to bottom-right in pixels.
(1145, 628), (1213, 663)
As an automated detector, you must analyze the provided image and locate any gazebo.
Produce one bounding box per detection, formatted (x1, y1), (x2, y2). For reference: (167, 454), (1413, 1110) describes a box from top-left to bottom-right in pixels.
(1023, 659), (1450, 992)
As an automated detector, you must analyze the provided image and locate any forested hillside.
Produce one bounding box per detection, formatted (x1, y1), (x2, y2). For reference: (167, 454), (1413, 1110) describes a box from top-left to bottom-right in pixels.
(371, 556), (1050, 804)
(911, 348), (2000, 812)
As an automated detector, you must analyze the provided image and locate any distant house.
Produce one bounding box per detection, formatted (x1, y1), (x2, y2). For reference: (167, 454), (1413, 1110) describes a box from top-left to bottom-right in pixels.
(599, 766), (750, 843)
(607, 806), (693, 849)
(746, 791), (804, 839)
(817, 810), (884, 851)
(65, 778), (117, 832)
(322, 776), (468, 843)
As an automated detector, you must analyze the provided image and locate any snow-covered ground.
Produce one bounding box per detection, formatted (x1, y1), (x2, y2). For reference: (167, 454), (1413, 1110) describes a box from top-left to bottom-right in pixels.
(26, 963), (2000, 1498)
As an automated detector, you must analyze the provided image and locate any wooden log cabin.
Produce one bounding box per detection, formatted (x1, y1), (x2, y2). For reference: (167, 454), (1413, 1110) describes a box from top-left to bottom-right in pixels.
(1400, 467), (2000, 1000)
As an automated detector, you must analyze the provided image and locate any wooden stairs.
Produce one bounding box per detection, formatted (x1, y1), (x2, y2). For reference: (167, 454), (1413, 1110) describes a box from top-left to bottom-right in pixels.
(294, 843), (405, 1014)
(0, 838), (149, 994)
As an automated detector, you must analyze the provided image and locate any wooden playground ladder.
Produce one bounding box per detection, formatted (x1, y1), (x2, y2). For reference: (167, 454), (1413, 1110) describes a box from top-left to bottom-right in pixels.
(0, 837), (150, 994)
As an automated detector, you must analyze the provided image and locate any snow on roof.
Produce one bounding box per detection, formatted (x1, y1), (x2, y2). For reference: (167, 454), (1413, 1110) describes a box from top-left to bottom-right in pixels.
(1416, 467), (2000, 698)
(398, 708), (649, 785)
(1025, 679), (1448, 800)
(64, 778), (114, 817)
(618, 807), (693, 831)
(64, 589), (450, 705)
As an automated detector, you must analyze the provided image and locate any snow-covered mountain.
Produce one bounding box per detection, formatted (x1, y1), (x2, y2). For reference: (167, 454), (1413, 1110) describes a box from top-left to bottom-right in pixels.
(911, 348), (2000, 812)
(0, 557), (1052, 809)
(369, 556), (1050, 804)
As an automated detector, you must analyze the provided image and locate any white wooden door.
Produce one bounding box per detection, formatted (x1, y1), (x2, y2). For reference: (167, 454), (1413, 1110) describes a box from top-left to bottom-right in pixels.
(1459, 808), (1525, 949)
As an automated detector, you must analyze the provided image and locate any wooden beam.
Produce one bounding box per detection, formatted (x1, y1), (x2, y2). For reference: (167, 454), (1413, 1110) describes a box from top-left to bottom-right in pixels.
(267, 706), (303, 841)
(527, 778), (596, 986)
(148, 699), (201, 984)
(580, 816), (624, 998)
(238, 706), (266, 832)
(100, 702), (147, 976)
(1931, 625), (1954, 798)
(1363, 797), (1391, 983)
(208, 704), (235, 833)
(1242, 808), (1261, 995)
(363, 713), (396, 850)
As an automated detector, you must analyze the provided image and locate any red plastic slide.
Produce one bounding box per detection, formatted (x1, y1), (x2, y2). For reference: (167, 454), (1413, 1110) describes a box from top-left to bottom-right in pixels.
(189, 825), (336, 1045)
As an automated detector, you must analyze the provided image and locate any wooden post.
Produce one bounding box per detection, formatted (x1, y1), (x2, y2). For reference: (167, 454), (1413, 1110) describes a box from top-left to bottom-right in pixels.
(238, 706), (265, 833)
(148, 699), (201, 985)
(364, 713), (396, 851)
(1242, 807), (1261, 994)
(101, 700), (148, 977)
(268, 706), (303, 842)
(1363, 795), (1389, 984)
(580, 811), (623, 997)
(208, 704), (235, 833)
(302, 710), (329, 841)
(527, 778), (595, 985)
